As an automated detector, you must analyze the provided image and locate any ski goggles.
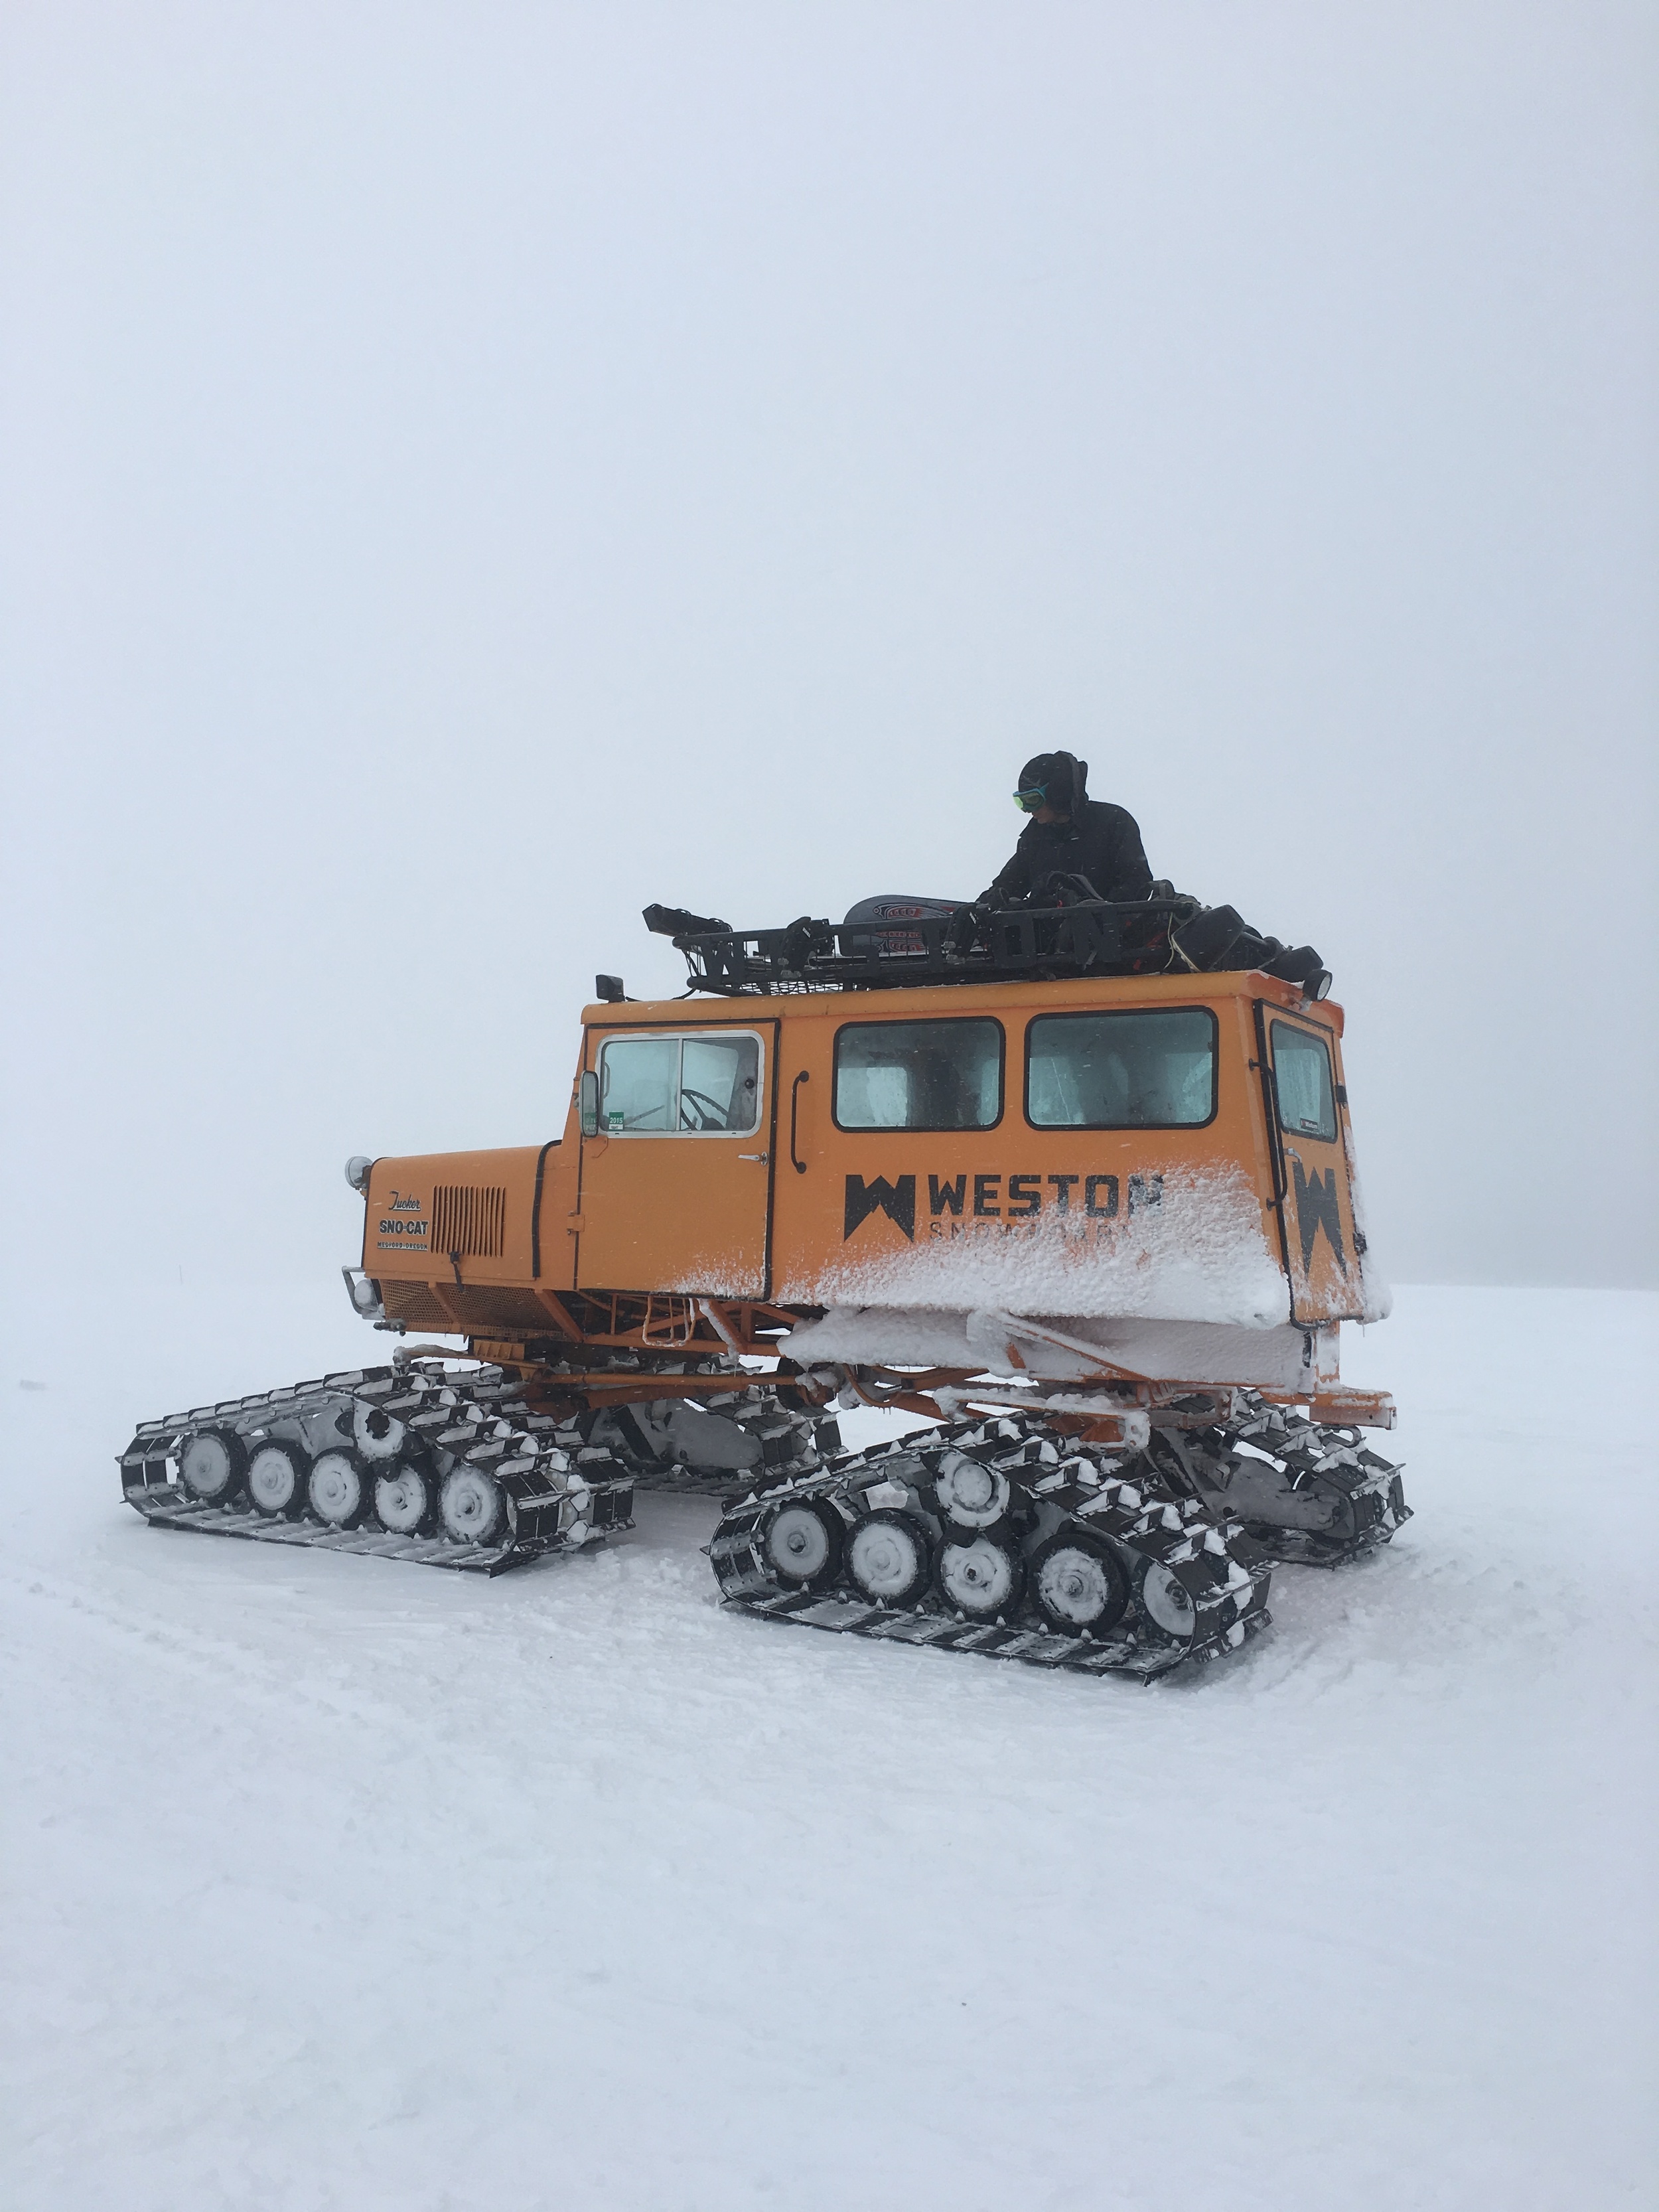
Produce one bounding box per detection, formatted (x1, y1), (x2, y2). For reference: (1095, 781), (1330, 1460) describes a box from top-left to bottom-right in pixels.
(1013, 784), (1048, 812)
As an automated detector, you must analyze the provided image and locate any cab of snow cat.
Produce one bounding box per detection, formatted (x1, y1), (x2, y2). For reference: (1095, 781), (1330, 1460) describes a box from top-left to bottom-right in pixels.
(354, 968), (1377, 1336)
(566, 969), (1374, 1327)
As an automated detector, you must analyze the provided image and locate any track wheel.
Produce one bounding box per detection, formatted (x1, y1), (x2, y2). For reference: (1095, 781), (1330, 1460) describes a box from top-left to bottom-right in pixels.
(1137, 1559), (1203, 1643)
(179, 1428), (246, 1504)
(762, 1498), (842, 1591)
(845, 1511), (931, 1606)
(1031, 1534), (1129, 1637)
(936, 1533), (1025, 1622)
(439, 1465), (507, 1546)
(308, 1449), (368, 1528)
(374, 1459), (435, 1536)
(246, 1439), (305, 1517)
(932, 1449), (1012, 1530)
(352, 1400), (407, 1463)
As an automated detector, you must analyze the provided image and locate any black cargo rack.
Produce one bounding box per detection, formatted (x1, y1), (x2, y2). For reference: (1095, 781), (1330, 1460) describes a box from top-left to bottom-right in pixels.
(658, 899), (1194, 996)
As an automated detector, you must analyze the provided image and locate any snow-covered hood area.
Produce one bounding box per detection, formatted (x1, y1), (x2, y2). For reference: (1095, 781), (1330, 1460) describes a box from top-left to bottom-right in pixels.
(775, 1165), (1292, 1329)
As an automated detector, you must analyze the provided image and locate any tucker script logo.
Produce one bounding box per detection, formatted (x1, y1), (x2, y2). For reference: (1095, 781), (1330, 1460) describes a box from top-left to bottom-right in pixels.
(376, 1189), (430, 1252)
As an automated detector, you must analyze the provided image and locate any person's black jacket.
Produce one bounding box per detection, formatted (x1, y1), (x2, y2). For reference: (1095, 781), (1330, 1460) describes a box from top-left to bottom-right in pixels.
(983, 798), (1153, 907)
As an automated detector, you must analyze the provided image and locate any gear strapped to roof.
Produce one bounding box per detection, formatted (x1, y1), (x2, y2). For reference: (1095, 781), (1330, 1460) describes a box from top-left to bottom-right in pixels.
(646, 894), (1204, 995)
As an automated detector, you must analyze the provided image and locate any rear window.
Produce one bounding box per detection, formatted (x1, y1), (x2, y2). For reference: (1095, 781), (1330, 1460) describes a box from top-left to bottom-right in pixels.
(1026, 1008), (1217, 1128)
(1270, 1022), (1337, 1142)
(834, 1018), (1003, 1131)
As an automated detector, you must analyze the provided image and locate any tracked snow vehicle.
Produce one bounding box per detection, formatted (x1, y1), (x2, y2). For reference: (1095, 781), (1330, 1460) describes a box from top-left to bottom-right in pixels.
(121, 893), (1407, 1674)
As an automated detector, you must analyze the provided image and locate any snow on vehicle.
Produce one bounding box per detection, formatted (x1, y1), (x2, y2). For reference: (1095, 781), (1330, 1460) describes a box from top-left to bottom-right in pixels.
(120, 893), (1407, 1672)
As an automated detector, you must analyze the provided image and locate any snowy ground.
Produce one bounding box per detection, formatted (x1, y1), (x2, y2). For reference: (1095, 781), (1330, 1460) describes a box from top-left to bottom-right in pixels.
(3, 1282), (1655, 2212)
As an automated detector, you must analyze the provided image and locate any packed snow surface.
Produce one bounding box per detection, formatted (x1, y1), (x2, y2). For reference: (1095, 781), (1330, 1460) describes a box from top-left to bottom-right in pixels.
(3, 1281), (1655, 2211)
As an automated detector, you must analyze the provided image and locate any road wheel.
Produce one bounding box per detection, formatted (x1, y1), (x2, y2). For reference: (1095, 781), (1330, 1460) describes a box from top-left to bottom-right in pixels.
(1137, 1559), (1202, 1643)
(179, 1428), (246, 1504)
(936, 1533), (1025, 1622)
(351, 1400), (407, 1463)
(762, 1499), (842, 1591)
(845, 1511), (930, 1606)
(439, 1465), (507, 1546)
(1030, 1534), (1129, 1637)
(932, 1449), (1012, 1530)
(308, 1449), (368, 1528)
(245, 1439), (305, 1518)
(374, 1459), (436, 1536)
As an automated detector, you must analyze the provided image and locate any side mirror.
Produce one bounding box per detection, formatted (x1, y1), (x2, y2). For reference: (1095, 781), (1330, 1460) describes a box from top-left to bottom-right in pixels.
(579, 1069), (600, 1138)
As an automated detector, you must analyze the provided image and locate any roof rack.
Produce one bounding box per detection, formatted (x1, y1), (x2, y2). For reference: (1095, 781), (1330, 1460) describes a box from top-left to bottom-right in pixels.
(652, 898), (1194, 996)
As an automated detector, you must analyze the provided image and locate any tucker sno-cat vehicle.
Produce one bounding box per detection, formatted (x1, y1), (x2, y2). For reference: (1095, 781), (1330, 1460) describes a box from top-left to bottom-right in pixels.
(121, 893), (1407, 1681)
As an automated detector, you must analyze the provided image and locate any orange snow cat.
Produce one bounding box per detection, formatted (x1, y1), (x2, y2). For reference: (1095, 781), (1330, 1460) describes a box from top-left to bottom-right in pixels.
(354, 960), (1391, 1433)
(125, 897), (1406, 1682)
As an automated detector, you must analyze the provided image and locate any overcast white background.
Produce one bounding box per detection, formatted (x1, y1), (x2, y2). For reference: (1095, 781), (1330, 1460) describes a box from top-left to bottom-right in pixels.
(3, 1), (1654, 1302)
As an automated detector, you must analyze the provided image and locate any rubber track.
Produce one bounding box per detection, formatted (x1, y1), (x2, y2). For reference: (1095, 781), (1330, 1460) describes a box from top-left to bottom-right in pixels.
(709, 1416), (1273, 1682)
(120, 1362), (634, 1574)
(1205, 1399), (1411, 1568)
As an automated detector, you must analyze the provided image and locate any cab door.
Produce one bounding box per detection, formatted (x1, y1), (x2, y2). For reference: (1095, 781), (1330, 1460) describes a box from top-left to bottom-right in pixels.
(1258, 1007), (1362, 1323)
(575, 1019), (778, 1298)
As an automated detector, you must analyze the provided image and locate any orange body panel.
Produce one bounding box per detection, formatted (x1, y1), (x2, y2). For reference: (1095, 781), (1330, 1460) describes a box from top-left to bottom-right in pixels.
(361, 969), (1381, 1345)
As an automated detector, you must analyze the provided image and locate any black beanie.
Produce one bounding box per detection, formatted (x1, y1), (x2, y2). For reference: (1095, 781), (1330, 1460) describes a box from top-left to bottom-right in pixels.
(1017, 752), (1088, 814)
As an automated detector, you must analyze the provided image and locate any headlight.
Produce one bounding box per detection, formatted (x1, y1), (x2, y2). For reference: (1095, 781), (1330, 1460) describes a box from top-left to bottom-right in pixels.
(344, 1155), (373, 1193)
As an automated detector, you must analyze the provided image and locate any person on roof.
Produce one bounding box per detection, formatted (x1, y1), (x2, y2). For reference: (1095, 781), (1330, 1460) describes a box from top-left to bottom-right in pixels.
(980, 751), (1153, 907)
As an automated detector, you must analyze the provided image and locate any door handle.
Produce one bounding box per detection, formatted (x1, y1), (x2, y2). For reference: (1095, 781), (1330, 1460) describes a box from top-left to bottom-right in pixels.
(738, 1152), (768, 1163)
(789, 1070), (810, 1173)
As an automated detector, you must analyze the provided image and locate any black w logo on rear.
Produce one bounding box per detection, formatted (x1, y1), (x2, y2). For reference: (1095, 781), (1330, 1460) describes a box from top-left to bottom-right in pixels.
(1291, 1158), (1348, 1276)
(843, 1174), (916, 1242)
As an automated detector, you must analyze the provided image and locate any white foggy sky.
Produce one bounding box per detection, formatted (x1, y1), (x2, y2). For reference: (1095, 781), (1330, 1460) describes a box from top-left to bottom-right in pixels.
(2, 1), (1655, 1297)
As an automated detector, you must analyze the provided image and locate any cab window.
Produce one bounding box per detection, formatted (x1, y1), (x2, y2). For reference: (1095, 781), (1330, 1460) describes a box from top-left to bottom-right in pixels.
(1026, 1008), (1217, 1128)
(597, 1031), (762, 1135)
(1270, 1022), (1336, 1142)
(833, 1018), (1003, 1131)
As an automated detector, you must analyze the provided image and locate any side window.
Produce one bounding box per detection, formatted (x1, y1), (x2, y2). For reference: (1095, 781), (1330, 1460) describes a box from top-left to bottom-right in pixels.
(597, 1031), (762, 1136)
(598, 1035), (679, 1132)
(680, 1033), (761, 1133)
(1027, 1008), (1217, 1128)
(833, 1018), (1003, 1131)
(1269, 1022), (1336, 1142)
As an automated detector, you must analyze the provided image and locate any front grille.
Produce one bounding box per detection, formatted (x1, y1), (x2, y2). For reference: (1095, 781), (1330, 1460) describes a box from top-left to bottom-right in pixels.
(381, 1281), (453, 1329)
(380, 1282), (557, 1334)
(431, 1184), (507, 1260)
